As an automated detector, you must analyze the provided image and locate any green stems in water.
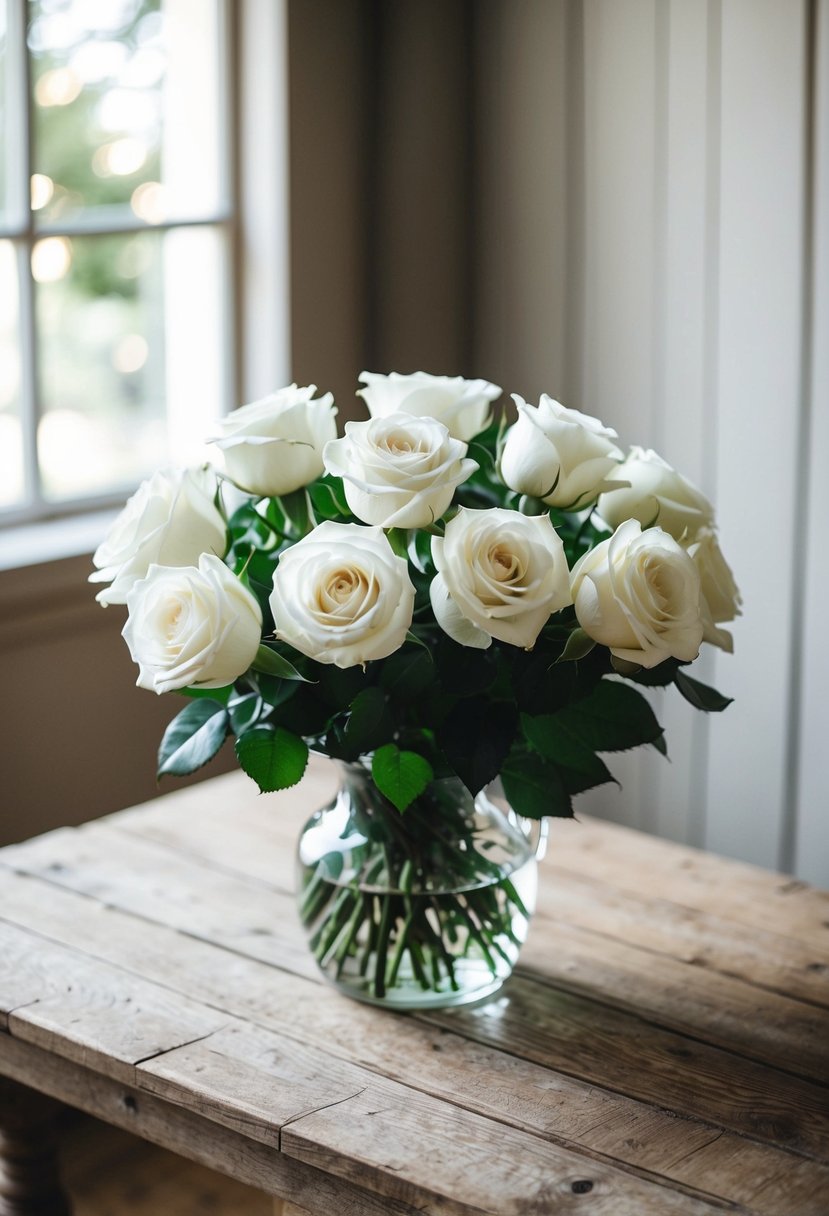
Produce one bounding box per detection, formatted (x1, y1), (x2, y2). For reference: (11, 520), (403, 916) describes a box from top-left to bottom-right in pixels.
(301, 856), (528, 1001)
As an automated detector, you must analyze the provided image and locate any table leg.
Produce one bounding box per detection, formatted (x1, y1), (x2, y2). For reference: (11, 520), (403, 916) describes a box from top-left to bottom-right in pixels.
(273, 1201), (312, 1216)
(0, 1078), (72, 1216)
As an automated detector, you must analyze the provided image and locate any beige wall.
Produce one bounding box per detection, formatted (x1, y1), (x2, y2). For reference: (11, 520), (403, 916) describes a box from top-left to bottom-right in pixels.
(0, 556), (235, 847)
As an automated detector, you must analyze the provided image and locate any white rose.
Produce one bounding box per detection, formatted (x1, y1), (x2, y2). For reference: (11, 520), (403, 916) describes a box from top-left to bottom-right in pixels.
(500, 394), (626, 510)
(323, 413), (477, 528)
(431, 508), (571, 649)
(685, 527), (742, 653)
(597, 447), (713, 541)
(89, 466), (227, 607)
(123, 554), (262, 694)
(270, 521), (415, 668)
(570, 519), (703, 669)
(208, 384), (337, 497)
(358, 370), (501, 442)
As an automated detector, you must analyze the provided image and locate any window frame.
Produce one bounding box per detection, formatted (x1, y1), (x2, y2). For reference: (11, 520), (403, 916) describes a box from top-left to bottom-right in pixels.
(0, 0), (241, 529)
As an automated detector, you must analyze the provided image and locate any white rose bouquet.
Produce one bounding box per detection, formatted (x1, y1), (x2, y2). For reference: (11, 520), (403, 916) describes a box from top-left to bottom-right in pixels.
(92, 371), (739, 1007)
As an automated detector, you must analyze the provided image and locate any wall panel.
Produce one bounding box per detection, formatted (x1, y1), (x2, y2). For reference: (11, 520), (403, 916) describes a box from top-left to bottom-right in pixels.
(794, 0), (829, 884)
(705, 0), (808, 869)
(476, 0), (824, 881)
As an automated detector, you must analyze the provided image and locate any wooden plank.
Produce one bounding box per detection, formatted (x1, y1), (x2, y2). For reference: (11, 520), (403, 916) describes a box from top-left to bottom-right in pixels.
(0, 920), (223, 1084)
(517, 918), (829, 1083)
(137, 1023), (369, 1150)
(425, 976), (829, 1164)
(0, 867), (827, 1209)
(114, 764), (829, 955)
(545, 814), (829, 950)
(4, 830), (828, 1125)
(533, 867), (829, 1009)
(115, 772), (829, 1012)
(0, 825), (317, 983)
(282, 1081), (732, 1216)
(10, 816), (826, 1086)
(140, 1022), (737, 1216)
(0, 1033), (421, 1216)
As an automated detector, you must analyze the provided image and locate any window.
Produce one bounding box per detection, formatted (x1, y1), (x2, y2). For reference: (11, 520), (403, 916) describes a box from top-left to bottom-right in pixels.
(0, 0), (234, 524)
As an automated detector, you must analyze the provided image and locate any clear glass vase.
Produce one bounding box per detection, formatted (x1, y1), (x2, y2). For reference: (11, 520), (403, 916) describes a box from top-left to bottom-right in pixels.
(296, 761), (542, 1009)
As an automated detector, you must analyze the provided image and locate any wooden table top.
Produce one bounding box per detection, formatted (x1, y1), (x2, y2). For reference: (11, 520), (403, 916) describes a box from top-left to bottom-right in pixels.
(1, 759), (828, 1215)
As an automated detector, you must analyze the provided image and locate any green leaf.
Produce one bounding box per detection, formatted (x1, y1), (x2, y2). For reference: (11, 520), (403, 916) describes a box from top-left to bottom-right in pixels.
(512, 647), (578, 715)
(501, 749), (571, 819)
(343, 686), (392, 755)
(438, 700), (517, 796)
(557, 628), (597, 663)
(556, 755), (617, 796)
(252, 644), (313, 682)
(549, 678), (664, 753)
(280, 488), (310, 536)
(435, 638), (498, 698)
(404, 630), (432, 654)
(228, 692), (263, 734)
(235, 726), (309, 793)
(520, 711), (617, 793)
(372, 744), (433, 813)
(308, 475), (350, 520)
(674, 671), (733, 712)
(158, 700), (229, 779)
(386, 528), (409, 559)
(625, 657), (685, 688)
(177, 684), (233, 705)
(651, 732), (669, 757)
(380, 647), (435, 699)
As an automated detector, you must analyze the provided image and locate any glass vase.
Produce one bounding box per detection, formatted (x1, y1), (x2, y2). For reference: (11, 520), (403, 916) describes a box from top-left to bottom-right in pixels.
(296, 761), (542, 1009)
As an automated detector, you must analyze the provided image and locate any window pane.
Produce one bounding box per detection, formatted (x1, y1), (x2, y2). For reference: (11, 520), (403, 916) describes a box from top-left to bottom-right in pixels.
(29, 0), (225, 226)
(36, 224), (227, 501)
(0, 240), (23, 508)
(0, 1), (12, 223)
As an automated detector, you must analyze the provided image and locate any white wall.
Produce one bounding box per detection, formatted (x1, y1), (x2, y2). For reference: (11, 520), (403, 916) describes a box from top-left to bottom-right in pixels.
(476, 0), (827, 883)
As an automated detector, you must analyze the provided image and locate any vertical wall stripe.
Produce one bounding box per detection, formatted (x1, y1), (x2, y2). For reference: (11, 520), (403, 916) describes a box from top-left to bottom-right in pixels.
(706, 0), (807, 869)
(564, 0), (586, 407)
(689, 0), (723, 850)
(781, 0), (818, 874)
(793, 0), (829, 885)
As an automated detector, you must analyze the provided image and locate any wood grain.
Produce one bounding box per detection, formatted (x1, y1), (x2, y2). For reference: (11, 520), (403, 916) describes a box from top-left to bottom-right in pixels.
(2, 762), (828, 1215)
(0, 1034), (422, 1216)
(115, 765), (829, 1010)
(5, 817), (827, 1090)
(0, 868), (827, 1212)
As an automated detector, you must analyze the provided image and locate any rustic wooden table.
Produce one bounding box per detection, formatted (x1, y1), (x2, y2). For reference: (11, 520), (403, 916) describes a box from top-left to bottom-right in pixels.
(0, 759), (828, 1216)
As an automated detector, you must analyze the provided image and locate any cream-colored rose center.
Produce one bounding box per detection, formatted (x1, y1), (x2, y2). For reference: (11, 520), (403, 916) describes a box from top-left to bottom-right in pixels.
(315, 565), (375, 621)
(379, 431), (428, 457)
(163, 596), (185, 642)
(488, 544), (522, 583)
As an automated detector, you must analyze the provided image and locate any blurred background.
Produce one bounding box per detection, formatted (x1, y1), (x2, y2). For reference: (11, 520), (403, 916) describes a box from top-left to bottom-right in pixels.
(0, 0), (826, 885)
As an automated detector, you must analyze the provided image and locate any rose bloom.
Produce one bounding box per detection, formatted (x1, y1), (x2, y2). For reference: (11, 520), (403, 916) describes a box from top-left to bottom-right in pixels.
(323, 413), (477, 528)
(208, 384), (337, 497)
(89, 466), (227, 607)
(570, 519), (703, 669)
(123, 554), (262, 694)
(270, 521), (415, 668)
(357, 371), (501, 443)
(431, 507), (571, 650)
(685, 527), (742, 653)
(597, 447), (713, 541)
(500, 394), (625, 510)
